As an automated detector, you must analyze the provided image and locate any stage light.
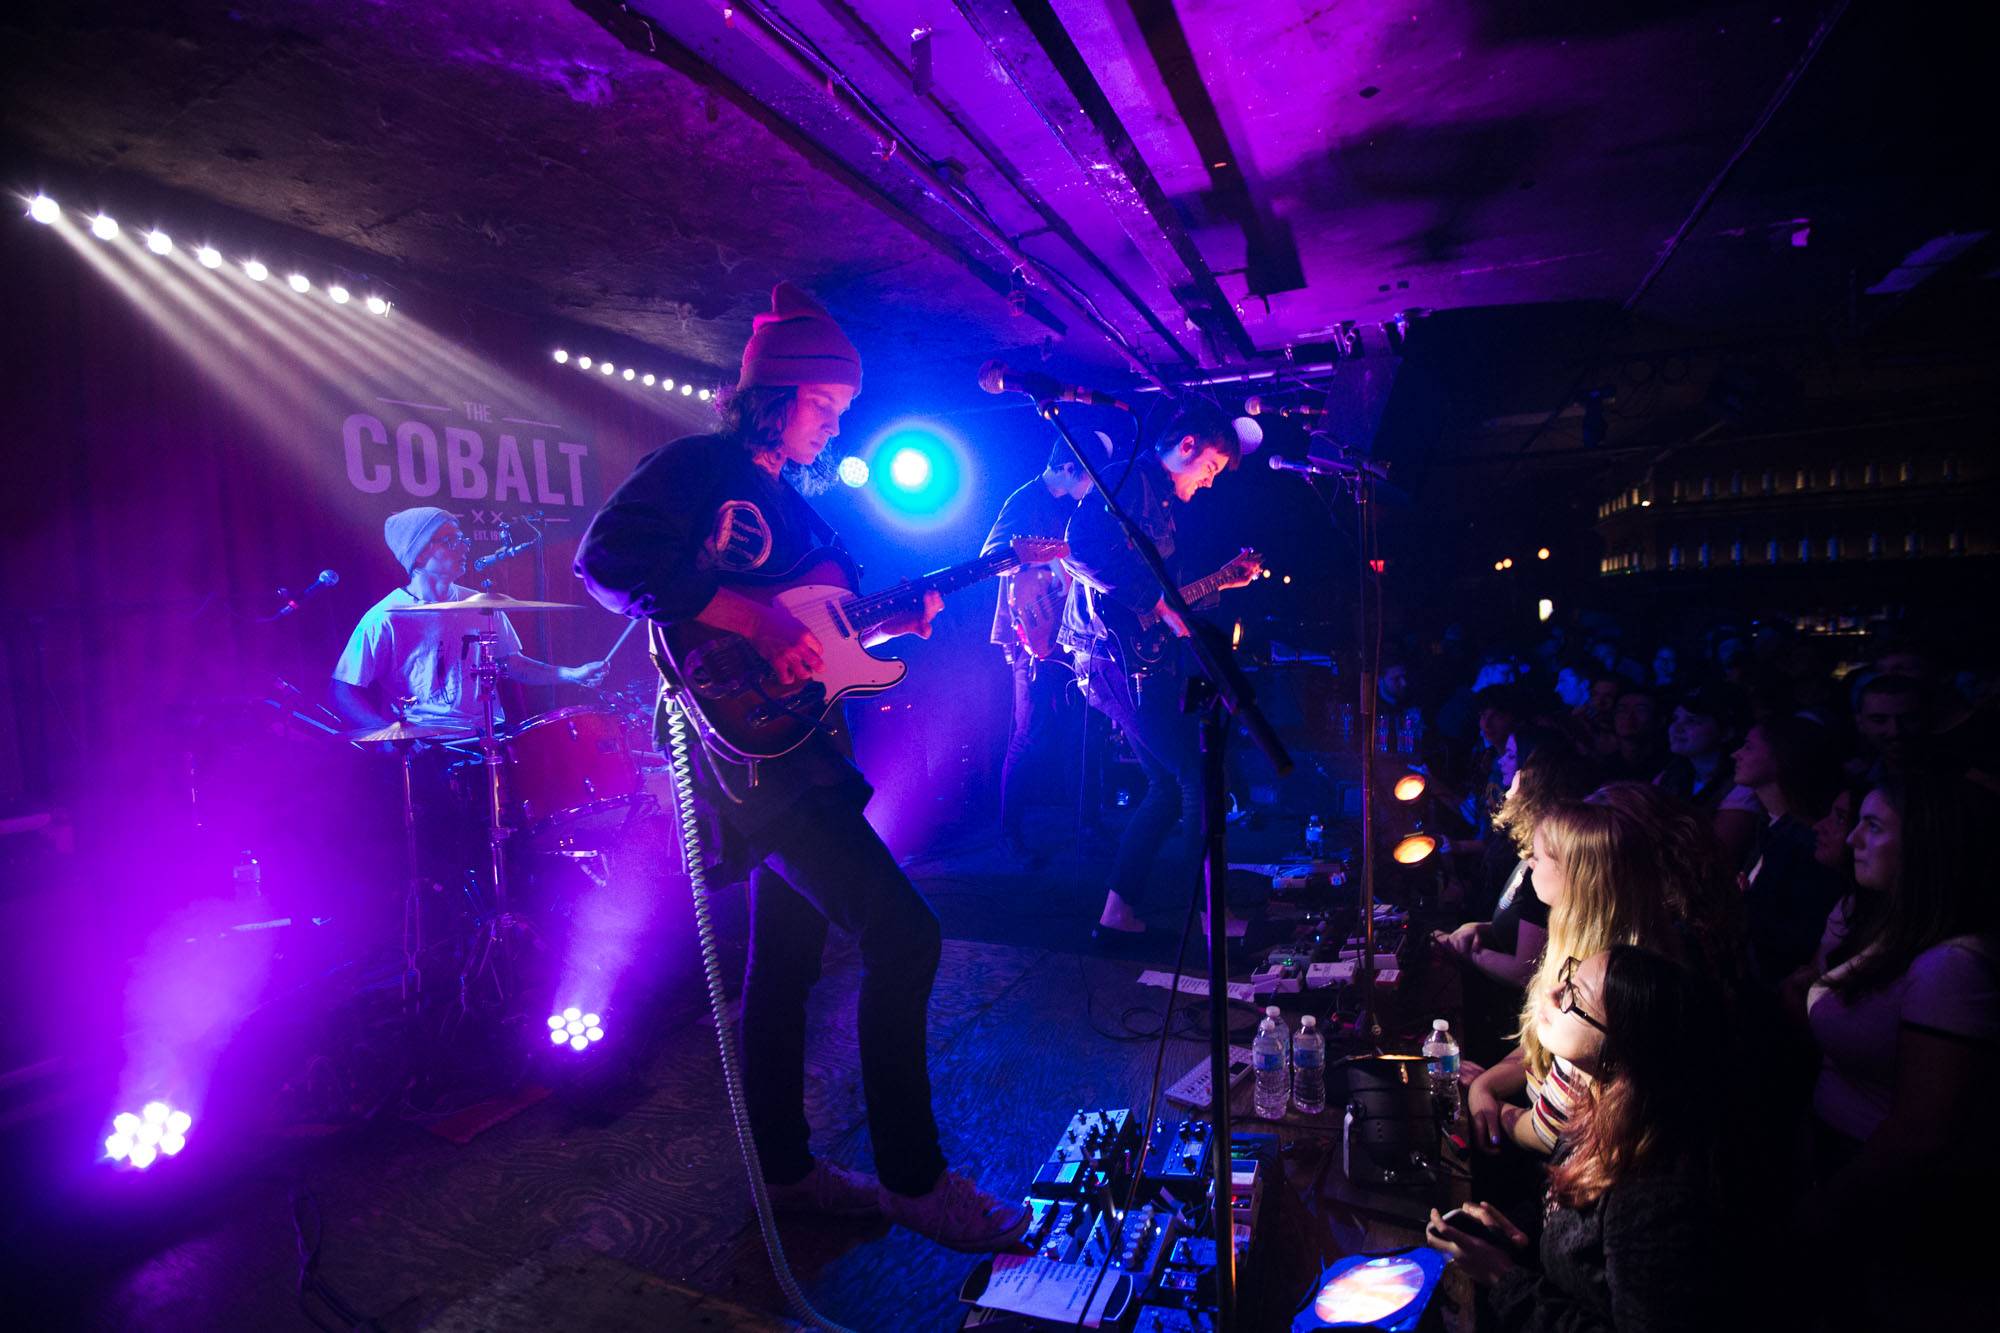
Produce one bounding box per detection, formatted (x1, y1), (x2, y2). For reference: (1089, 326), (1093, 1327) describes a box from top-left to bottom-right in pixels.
(890, 447), (932, 490)
(553, 348), (569, 364)
(641, 373), (654, 385)
(838, 455), (869, 488)
(1536, 547), (1551, 560)
(103, 1100), (193, 1168)
(577, 355), (592, 369)
(1392, 833), (1438, 865)
(28, 194), (59, 224)
(662, 377), (675, 391)
(621, 367), (634, 380)
(1281, 574), (1292, 585)
(698, 388), (711, 401)
(1393, 774), (1426, 802)
(196, 245), (222, 268)
(329, 285), (350, 304)
(144, 229), (173, 255)
(680, 383), (693, 396)
(1538, 598), (1554, 623)
(548, 1006), (604, 1052)
(364, 295), (387, 315)
(243, 259), (269, 281)
(599, 362), (615, 376)
(90, 213), (119, 241)
(287, 273), (310, 293)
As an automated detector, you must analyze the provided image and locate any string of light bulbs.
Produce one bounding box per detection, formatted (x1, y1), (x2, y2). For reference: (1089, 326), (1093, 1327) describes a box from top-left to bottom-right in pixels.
(549, 347), (715, 401)
(23, 192), (393, 315)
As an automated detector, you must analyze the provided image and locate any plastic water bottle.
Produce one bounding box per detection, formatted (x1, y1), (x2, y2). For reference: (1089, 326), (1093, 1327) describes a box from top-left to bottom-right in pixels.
(1292, 1015), (1326, 1114)
(1252, 1014), (1288, 1120)
(1398, 709), (1421, 754)
(1304, 814), (1324, 859)
(1375, 714), (1393, 752)
(1422, 1019), (1461, 1124)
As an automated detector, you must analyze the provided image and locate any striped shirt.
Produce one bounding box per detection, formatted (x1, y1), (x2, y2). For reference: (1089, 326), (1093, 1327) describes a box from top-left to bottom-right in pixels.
(1525, 1056), (1591, 1152)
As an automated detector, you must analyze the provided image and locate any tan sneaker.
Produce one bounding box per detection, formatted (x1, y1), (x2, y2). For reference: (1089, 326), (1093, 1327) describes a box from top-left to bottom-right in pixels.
(879, 1170), (1029, 1253)
(765, 1160), (883, 1218)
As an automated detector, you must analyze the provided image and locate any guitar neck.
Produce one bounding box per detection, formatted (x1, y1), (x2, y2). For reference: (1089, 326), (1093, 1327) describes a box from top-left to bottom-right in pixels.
(841, 548), (1021, 633)
(1138, 569), (1232, 628)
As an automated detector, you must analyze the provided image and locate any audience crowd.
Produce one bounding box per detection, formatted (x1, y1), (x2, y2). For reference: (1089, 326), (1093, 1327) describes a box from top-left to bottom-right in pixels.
(1401, 617), (1997, 1330)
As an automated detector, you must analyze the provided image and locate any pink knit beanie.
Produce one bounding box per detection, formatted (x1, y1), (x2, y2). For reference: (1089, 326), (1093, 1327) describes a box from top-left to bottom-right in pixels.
(737, 282), (862, 391)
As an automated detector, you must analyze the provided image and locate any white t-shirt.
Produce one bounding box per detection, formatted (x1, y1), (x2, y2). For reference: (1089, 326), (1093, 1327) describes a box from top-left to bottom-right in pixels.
(332, 583), (523, 731)
(1807, 935), (2000, 1142)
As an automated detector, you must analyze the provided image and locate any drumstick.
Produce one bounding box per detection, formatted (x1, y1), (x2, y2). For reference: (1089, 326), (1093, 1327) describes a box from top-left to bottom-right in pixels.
(605, 619), (641, 662)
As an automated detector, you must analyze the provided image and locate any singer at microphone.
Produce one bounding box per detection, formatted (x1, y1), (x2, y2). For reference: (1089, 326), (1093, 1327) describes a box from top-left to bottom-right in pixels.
(978, 360), (1132, 413)
(275, 569), (339, 617)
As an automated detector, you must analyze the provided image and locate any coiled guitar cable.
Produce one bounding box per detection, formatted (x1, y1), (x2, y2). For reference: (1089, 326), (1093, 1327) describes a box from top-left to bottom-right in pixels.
(660, 691), (859, 1333)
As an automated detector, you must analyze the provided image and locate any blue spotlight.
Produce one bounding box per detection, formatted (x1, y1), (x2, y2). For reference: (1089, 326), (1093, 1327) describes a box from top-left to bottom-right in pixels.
(838, 455), (870, 488)
(889, 447), (932, 490)
(863, 424), (967, 529)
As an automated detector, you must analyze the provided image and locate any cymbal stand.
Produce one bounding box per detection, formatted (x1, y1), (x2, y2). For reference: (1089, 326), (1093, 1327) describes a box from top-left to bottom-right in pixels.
(461, 615), (519, 1015)
(392, 696), (425, 1013)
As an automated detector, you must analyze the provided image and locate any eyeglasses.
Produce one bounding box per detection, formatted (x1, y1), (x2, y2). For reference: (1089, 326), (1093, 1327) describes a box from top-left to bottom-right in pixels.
(1554, 956), (1607, 1033)
(431, 531), (472, 552)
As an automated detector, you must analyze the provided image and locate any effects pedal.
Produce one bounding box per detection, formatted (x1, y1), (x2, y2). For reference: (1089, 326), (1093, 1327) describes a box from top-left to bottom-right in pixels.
(1029, 1107), (1140, 1200)
(1163, 1047), (1253, 1110)
(1139, 1117), (1214, 1199)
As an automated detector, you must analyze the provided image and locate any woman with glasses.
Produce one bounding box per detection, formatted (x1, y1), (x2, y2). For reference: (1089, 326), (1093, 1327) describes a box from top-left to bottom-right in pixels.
(1428, 946), (1744, 1331)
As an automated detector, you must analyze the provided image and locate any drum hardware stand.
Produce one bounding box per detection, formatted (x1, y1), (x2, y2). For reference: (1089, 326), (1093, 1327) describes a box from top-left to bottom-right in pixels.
(393, 696), (427, 1013)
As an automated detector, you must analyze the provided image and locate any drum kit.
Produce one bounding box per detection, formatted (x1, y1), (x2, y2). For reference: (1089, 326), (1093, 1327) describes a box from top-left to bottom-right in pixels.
(341, 590), (657, 1035)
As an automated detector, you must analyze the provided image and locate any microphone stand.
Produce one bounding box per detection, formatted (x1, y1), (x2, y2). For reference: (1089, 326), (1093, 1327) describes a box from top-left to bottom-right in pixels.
(1295, 438), (1390, 1045)
(1040, 398), (1292, 1333)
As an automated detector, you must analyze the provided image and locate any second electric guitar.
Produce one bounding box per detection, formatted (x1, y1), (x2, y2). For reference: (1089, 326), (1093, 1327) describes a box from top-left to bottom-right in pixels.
(1123, 548), (1264, 666)
(661, 537), (1067, 759)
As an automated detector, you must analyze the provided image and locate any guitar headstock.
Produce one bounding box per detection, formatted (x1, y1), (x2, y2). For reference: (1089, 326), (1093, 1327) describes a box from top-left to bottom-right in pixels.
(1220, 547), (1264, 589)
(1010, 536), (1070, 566)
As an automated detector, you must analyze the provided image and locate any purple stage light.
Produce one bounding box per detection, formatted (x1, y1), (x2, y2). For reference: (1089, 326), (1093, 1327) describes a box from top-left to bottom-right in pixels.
(548, 1006), (605, 1052)
(104, 1100), (193, 1169)
(28, 194), (59, 224)
(90, 213), (119, 241)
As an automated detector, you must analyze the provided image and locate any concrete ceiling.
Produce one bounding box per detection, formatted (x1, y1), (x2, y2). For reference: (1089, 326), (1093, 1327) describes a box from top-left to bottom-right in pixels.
(3, 1), (1990, 405)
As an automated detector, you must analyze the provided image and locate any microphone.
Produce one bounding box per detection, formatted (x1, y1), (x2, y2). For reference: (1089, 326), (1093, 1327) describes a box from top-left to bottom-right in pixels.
(978, 360), (1132, 412)
(1269, 453), (1392, 482)
(276, 570), (339, 617)
(1243, 395), (1328, 420)
(473, 534), (542, 571)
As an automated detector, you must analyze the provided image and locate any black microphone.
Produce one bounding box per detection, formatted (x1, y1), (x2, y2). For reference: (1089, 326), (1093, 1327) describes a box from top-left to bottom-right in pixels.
(472, 535), (541, 572)
(276, 570), (339, 617)
(978, 360), (1132, 412)
(1269, 453), (1392, 482)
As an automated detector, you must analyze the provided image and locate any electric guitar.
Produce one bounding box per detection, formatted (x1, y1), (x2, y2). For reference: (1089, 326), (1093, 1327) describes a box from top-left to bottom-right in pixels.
(660, 537), (1068, 760)
(1007, 552), (1071, 661)
(1124, 548), (1264, 666)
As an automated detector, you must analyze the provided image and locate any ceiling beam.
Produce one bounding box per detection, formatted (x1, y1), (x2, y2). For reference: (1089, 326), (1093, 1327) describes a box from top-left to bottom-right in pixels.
(954, 0), (1255, 363)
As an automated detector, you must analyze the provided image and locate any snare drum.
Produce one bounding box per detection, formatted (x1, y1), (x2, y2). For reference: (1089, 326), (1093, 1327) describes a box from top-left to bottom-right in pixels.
(500, 706), (643, 837)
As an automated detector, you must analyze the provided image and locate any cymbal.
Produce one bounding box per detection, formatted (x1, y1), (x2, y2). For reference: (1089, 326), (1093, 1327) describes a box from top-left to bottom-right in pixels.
(344, 719), (470, 744)
(393, 591), (582, 613)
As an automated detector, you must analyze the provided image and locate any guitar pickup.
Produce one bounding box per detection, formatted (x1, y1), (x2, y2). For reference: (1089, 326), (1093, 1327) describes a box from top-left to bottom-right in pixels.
(823, 599), (856, 639)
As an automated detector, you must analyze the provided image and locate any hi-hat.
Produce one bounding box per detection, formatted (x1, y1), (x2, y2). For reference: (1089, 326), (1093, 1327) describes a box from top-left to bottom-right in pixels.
(394, 591), (581, 613)
(344, 719), (470, 744)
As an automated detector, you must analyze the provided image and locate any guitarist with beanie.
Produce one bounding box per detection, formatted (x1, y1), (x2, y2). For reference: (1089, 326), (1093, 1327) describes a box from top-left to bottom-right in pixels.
(576, 282), (1026, 1251)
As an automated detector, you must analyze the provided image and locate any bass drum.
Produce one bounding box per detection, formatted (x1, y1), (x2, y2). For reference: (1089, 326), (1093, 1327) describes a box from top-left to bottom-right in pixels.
(501, 706), (644, 844)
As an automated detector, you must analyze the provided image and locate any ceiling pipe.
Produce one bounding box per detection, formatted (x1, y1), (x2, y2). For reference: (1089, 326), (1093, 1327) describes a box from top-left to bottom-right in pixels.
(710, 0), (1165, 386)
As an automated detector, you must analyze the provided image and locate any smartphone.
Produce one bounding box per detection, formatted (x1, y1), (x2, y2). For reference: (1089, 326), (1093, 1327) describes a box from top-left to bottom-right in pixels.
(1436, 1207), (1499, 1246)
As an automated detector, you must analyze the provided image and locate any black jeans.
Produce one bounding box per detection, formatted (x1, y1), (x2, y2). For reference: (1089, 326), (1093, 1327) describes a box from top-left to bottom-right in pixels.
(1078, 653), (1202, 909)
(738, 781), (947, 1197)
(1000, 652), (1072, 841)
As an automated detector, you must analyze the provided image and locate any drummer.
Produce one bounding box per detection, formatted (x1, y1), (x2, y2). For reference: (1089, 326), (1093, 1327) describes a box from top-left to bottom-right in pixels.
(331, 506), (607, 732)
